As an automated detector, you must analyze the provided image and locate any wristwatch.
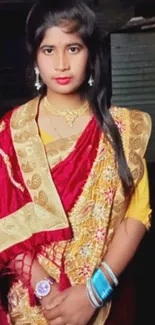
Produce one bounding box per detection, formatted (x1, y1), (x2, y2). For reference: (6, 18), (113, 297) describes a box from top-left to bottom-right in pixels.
(35, 276), (55, 300)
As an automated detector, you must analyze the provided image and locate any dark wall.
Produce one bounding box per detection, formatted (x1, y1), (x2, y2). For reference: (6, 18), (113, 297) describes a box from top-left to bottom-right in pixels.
(111, 32), (155, 163)
(0, 3), (32, 114)
(133, 161), (154, 325)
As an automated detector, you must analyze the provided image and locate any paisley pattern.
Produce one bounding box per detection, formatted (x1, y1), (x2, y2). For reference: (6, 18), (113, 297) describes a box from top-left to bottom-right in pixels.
(10, 99), (69, 227)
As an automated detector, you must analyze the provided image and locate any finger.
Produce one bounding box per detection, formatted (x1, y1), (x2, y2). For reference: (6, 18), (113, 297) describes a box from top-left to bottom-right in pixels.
(44, 305), (61, 321)
(48, 316), (64, 325)
(45, 292), (66, 310)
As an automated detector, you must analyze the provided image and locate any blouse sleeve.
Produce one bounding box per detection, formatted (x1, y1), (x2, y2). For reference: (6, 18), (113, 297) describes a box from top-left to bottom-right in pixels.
(125, 159), (152, 230)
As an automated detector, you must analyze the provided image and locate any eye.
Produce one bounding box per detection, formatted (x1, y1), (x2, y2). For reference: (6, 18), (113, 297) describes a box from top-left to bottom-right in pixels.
(43, 48), (54, 55)
(68, 46), (80, 54)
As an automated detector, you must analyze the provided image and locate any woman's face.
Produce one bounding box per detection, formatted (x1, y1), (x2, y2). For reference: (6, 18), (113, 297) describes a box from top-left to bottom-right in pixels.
(36, 24), (89, 94)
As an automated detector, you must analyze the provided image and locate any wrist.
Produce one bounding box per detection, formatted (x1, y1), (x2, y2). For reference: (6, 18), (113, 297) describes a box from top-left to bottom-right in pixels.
(40, 293), (52, 307)
(34, 276), (55, 301)
(39, 282), (59, 307)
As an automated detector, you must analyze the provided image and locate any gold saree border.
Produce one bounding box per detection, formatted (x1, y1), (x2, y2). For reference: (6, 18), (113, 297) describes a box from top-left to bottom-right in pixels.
(128, 109), (151, 180)
(0, 202), (69, 253)
(10, 98), (69, 230)
(106, 107), (152, 235)
(45, 133), (80, 169)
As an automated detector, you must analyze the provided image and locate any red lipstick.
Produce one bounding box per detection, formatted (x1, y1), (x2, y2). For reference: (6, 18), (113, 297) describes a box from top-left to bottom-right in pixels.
(55, 77), (72, 85)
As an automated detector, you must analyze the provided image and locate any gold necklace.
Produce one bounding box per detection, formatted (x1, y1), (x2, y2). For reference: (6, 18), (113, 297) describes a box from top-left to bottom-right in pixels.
(44, 106), (63, 139)
(44, 96), (89, 127)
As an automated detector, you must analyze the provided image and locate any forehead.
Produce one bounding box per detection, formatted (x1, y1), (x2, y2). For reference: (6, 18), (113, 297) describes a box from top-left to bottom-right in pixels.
(40, 26), (83, 46)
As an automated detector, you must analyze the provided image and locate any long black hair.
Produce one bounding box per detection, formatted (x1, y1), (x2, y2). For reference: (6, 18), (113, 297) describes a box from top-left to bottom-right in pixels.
(26, 0), (134, 196)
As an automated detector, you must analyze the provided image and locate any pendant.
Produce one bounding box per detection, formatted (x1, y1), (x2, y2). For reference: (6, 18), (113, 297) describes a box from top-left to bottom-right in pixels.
(64, 116), (75, 127)
(64, 111), (78, 127)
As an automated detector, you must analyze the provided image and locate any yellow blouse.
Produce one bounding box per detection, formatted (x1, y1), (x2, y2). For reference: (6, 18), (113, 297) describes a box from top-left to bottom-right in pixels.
(125, 159), (151, 229)
(40, 129), (152, 229)
(40, 129), (54, 144)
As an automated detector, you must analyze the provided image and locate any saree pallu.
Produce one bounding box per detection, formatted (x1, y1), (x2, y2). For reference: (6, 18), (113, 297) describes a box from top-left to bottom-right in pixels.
(0, 98), (151, 325)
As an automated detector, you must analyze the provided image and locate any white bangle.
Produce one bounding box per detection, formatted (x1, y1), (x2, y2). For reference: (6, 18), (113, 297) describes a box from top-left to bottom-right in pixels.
(86, 280), (102, 308)
(101, 262), (118, 287)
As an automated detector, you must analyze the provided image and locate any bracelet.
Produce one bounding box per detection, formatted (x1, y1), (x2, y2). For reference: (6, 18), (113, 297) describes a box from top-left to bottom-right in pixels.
(91, 268), (113, 303)
(101, 261), (118, 287)
(86, 279), (102, 308)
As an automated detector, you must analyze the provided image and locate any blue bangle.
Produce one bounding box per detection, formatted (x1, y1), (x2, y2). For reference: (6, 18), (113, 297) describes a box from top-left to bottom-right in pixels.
(90, 278), (103, 304)
(91, 268), (113, 303)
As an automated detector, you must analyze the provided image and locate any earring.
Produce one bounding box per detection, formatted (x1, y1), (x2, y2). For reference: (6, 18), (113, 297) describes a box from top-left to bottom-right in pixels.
(88, 74), (94, 87)
(34, 66), (41, 90)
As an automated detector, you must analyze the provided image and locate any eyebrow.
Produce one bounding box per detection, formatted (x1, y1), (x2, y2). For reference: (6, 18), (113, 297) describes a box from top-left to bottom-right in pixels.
(40, 42), (84, 49)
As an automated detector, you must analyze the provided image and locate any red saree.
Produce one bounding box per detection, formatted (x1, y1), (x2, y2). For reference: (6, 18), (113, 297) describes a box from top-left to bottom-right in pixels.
(0, 98), (100, 323)
(0, 97), (151, 325)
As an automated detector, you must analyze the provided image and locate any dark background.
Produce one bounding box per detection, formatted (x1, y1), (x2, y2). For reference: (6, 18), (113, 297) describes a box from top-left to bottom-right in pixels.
(0, 1), (155, 324)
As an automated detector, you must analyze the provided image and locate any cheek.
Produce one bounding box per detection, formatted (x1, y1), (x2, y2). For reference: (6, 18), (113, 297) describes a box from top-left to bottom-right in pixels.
(74, 54), (88, 78)
(37, 53), (44, 69)
(37, 54), (52, 75)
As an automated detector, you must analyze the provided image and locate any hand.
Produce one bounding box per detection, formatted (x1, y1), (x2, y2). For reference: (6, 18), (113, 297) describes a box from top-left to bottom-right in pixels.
(43, 284), (96, 325)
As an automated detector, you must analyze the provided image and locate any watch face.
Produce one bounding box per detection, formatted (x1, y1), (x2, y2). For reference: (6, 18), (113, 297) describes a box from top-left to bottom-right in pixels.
(36, 280), (51, 297)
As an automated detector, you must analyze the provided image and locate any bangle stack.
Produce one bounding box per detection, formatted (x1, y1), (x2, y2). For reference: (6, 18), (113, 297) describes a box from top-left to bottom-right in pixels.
(86, 279), (101, 308)
(86, 262), (118, 309)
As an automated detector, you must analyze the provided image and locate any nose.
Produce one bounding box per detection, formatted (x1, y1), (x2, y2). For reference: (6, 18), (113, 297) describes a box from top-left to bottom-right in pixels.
(55, 52), (70, 71)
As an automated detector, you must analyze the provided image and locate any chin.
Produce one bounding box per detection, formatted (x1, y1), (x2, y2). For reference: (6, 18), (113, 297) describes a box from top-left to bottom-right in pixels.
(50, 85), (79, 95)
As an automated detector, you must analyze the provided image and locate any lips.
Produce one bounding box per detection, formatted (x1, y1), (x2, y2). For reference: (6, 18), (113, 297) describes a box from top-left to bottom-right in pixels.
(55, 77), (72, 85)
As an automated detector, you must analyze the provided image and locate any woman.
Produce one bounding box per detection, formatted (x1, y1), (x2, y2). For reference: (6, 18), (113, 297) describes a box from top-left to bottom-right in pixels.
(0, 0), (152, 324)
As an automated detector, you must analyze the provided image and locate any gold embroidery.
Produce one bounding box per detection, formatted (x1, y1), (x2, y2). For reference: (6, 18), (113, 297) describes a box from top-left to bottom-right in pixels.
(10, 98), (69, 227)
(64, 135), (119, 285)
(27, 174), (42, 190)
(17, 149), (27, 158)
(8, 281), (47, 325)
(0, 148), (24, 192)
(14, 130), (30, 143)
(10, 104), (30, 130)
(0, 202), (68, 253)
(21, 161), (35, 173)
(0, 121), (6, 132)
(105, 107), (152, 240)
(34, 190), (48, 207)
(45, 134), (80, 169)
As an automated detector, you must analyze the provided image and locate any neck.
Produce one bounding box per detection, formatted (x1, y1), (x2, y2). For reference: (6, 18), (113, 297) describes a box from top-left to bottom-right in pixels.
(46, 89), (86, 111)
